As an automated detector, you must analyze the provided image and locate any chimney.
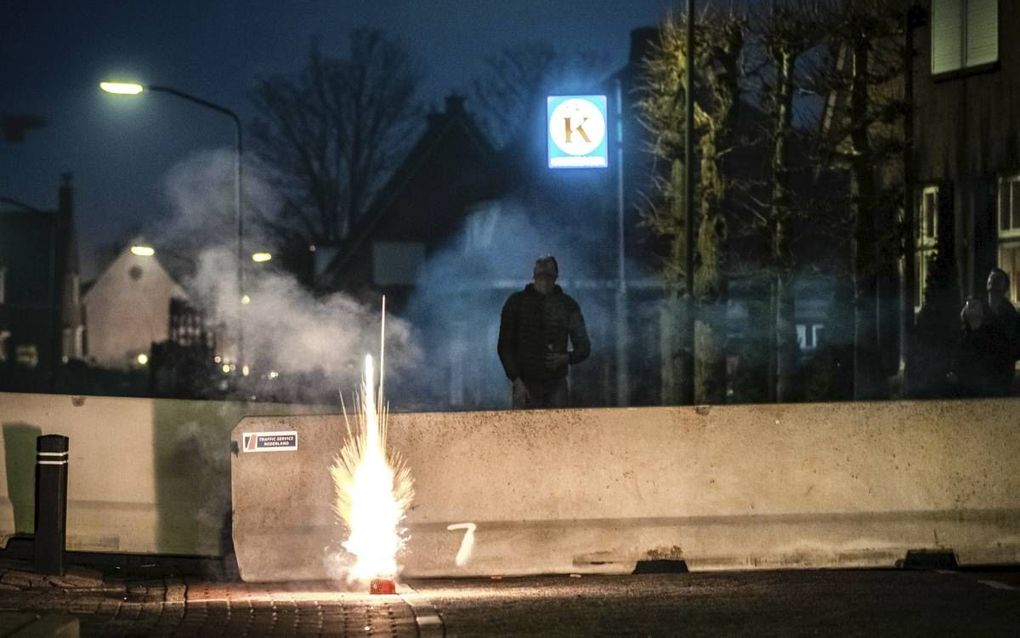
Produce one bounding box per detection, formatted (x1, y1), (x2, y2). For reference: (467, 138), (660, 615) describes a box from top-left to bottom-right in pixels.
(58, 173), (73, 216)
(629, 27), (659, 66)
(444, 94), (465, 116)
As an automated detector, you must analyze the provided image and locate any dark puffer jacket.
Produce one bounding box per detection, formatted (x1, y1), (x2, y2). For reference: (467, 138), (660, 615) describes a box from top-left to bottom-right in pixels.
(497, 284), (591, 383)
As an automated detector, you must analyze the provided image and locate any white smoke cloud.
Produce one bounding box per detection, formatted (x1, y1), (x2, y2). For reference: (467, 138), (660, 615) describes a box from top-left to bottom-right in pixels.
(156, 148), (420, 400)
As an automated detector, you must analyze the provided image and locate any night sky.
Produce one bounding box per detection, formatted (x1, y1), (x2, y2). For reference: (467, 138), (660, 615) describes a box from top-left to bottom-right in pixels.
(1, 0), (676, 278)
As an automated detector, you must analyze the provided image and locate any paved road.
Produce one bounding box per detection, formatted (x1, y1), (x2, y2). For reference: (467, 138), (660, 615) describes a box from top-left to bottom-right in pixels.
(0, 562), (1017, 636)
(410, 569), (1020, 636)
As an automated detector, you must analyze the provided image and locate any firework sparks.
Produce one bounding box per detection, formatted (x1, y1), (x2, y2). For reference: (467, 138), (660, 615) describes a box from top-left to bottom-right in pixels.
(330, 299), (414, 587)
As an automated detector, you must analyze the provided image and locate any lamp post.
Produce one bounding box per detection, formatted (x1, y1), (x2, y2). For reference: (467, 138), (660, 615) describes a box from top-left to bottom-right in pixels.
(683, 0), (696, 405)
(100, 81), (245, 371)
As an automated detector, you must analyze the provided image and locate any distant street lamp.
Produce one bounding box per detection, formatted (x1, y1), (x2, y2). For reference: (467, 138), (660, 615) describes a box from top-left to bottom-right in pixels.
(101, 80), (246, 368)
(98, 82), (144, 95)
(251, 251), (272, 263)
(129, 243), (197, 266)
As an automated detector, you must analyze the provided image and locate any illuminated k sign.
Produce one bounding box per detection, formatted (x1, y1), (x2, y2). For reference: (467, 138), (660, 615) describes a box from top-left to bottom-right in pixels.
(547, 95), (608, 169)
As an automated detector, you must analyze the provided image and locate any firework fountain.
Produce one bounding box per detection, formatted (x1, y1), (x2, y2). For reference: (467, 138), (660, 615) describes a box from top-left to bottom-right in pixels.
(330, 298), (414, 593)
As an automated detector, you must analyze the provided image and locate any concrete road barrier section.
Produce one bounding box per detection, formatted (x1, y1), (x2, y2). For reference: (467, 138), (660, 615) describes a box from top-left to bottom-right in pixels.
(231, 400), (1020, 581)
(0, 392), (329, 556)
(2, 393), (1018, 578)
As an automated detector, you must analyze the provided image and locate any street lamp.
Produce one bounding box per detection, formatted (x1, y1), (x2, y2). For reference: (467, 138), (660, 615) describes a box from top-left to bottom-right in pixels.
(129, 244), (200, 267)
(251, 251), (272, 263)
(101, 80), (246, 368)
(682, 0), (696, 404)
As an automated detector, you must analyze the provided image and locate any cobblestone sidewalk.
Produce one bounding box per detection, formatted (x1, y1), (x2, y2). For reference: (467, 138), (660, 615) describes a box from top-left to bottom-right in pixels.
(0, 559), (418, 637)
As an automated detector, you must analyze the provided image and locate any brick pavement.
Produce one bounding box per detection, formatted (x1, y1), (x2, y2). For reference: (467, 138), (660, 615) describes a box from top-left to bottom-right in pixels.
(0, 559), (420, 637)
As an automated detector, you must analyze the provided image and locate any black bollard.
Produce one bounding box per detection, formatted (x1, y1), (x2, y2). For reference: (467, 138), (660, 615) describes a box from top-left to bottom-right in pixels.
(34, 435), (68, 575)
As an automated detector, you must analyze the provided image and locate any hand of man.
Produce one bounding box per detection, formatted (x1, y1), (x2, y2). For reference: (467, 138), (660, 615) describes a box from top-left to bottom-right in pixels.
(512, 378), (530, 404)
(545, 352), (569, 370)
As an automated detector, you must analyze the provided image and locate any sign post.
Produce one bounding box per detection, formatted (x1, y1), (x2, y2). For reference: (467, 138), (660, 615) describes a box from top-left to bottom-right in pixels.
(546, 93), (627, 405)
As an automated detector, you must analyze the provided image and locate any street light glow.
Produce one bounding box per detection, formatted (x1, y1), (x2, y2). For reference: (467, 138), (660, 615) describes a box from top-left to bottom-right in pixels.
(100, 81), (144, 95)
(130, 245), (155, 256)
(136, 353), (149, 365)
(251, 252), (272, 263)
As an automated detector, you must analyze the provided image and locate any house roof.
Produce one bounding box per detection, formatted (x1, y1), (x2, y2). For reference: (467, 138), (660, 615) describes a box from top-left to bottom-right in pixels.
(319, 95), (497, 287)
(82, 246), (189, 304)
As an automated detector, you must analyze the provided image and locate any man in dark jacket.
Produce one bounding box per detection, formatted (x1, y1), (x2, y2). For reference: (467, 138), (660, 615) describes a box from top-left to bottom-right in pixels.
(497, 256), (591, 408)
(951, 268), (1020, 396)
(979, 268), (1019, 394)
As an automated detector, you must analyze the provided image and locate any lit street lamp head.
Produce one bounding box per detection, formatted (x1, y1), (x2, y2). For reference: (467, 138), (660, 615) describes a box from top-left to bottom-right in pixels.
(251, 252), (272, 263)
(130, 245), (155, 257)
(100, 81), (145, 95)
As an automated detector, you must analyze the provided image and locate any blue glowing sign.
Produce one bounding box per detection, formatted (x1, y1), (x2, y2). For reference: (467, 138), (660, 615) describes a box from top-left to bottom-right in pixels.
(547, 95), (609, 169)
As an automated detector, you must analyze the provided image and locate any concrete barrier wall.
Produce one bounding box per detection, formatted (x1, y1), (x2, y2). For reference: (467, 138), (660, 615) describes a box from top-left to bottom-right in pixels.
(2, 392), (1018, 578)
(232, 400), (1020, 581)
(0, 392), (328, 555)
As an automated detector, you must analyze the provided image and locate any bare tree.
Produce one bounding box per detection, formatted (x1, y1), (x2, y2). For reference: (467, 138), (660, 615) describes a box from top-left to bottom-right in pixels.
(469, 43), (610, 148)
(640, 9), (749, 404)
(249, 30), (422, 251)
(814, 1), (910, 400)
(753, 0), (830, 402)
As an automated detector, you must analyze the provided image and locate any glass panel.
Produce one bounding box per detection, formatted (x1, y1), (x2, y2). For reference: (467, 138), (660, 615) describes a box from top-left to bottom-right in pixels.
(1011, 179), (1020, 230)
(922, 191), (937, 241)
(1001, 244), (1020, 306)
(965, 0), (998, 67)
(931, 0), (964, 74)
(1001, 180), (1011, 231)
(915, 252), (925, 309)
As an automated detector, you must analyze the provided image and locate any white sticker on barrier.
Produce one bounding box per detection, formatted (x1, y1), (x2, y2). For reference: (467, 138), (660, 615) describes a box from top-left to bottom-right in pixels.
(241, 431), (299, 453)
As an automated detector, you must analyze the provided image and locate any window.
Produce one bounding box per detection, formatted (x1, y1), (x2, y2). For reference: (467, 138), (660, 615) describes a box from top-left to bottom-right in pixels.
(998, 174), (1020, 305)
(931, 0), (999, 75)
(371, 241), (424, 286)
(796, 324), (825, 352)
(998, 174), (1020, 237)
(15, 344), (38, 368)
(464, 202), (502, 253)
(915, 186), (940, 310)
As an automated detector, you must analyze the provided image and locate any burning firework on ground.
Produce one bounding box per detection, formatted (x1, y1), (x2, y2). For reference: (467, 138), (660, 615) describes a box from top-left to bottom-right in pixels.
(330, 300), (414, 591)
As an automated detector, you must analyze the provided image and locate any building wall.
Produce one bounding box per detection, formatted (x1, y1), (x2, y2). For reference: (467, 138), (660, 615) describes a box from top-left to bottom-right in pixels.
(82, 250), (186, 368)
(0, 188), (79, 390)
(913, 0), (1020, 297)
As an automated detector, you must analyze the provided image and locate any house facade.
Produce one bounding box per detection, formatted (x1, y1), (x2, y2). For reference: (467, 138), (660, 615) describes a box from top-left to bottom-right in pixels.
(0, 175), (83, 392)
(912, 0), (1019, 304)
(82, 246), (188, 369)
